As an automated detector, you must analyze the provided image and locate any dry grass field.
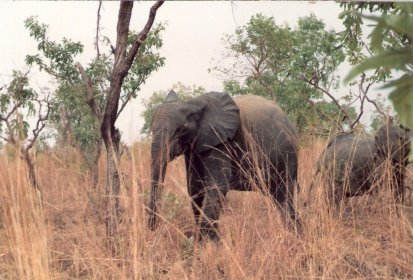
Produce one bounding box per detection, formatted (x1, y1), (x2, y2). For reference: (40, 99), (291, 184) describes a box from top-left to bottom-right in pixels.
(0, 139), (412, 279)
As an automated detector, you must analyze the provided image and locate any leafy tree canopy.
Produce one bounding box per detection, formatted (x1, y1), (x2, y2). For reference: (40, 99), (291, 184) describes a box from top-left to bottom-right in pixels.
(212, 14), (356, 134)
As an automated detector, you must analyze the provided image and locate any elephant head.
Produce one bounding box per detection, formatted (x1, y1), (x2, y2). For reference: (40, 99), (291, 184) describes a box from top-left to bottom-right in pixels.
(374, 122), (411, 201)
(147, 90), (240, 230)
(375, 123), (411, 165)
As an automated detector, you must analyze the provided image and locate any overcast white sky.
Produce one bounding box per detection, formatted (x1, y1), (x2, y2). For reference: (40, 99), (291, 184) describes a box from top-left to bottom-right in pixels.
(0, 1), (382, 143)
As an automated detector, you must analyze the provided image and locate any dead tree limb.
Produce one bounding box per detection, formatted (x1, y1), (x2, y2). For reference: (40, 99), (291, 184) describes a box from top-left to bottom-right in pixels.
(117, 89), (136, 119)
(75, 62), (102, 119)
(359, 73), (387, 117)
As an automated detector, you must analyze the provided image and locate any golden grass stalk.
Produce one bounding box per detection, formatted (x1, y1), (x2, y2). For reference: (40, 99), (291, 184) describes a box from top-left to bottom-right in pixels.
(0, 156), (50, 280)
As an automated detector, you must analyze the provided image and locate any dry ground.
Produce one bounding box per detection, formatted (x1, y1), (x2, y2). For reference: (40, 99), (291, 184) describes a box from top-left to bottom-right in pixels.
(0, 139), (412, 279)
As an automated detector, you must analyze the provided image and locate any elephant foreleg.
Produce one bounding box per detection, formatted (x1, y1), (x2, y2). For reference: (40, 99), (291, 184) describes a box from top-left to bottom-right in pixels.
(199, 150), (231, 241)
(200, 184), (228, 241)
(185, 154), (205, 226)
(188, 183), (205, 226)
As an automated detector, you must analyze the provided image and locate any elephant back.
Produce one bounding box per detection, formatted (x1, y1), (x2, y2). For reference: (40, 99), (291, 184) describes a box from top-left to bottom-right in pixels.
(233, 95), (298, 166)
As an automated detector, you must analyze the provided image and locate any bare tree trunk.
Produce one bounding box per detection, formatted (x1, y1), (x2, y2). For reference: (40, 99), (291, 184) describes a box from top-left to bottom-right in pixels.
(22, 149), (38, 190)
(101, 76), (125, 254)
(91, 141), (102, 188)
(102, 128), (121, 252)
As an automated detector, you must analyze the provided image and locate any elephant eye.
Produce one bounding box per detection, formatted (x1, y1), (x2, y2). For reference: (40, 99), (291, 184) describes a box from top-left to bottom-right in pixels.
(175, 125), (186, 135)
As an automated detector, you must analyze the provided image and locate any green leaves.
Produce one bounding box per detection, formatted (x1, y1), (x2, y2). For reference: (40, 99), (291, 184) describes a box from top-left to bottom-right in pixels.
(345, 48), (413, 82)
(343, 3), (413, 129)
(214, 14), (348, 133)
(387, 74), (413, 129)
(24, 17), (166, 150)
(0, 70), (43, 143)
(25, 17), (83, 83)
(123, 24), (166, 103)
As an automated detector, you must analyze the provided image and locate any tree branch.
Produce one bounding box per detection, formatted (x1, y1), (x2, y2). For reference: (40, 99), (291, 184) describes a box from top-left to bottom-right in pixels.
(26, 94), (51, 152)
(75, 62), (102, 119)
(359, 73), (387, 118)
(349, 88), (365, 129)
(125, 0), (165, 69)
(1, 117), (17, 145)
(2, 100), (24, 121)
(95, 0), (103, 59)
(305, 98), (344, 133)
(299, 74), (353, 124)
(117, 91), (135, 119)
(0, 100), (25, 145)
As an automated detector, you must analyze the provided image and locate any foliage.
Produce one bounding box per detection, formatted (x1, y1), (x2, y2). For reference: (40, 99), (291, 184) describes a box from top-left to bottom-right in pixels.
(212, 14), (354, 134)
(341, 3), (413, 130)
(141, 82), (205, 136)
(24, 16), (165, 161)
(122, 26), (166, 104)
(339, 2), (398, 68)
(0, 71), (37, 141)
(25, 17), (83, 83)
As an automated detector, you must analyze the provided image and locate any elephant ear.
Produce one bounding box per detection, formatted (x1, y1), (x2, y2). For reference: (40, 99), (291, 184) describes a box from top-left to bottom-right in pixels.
(164, 90), (179, 103)
(188, 92), (240, 153)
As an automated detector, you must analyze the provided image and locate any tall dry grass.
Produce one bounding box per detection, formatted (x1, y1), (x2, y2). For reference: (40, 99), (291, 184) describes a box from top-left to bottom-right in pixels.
(0, 139), (412, 279)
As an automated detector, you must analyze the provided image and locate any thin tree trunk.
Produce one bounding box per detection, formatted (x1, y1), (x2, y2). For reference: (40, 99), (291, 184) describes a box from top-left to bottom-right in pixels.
(101, 0), (164, 255)
(22, 149), (38, 190)
(91, 141), (102, 188)
(102, 126), (121, 253)
(101, 73), (124, 253)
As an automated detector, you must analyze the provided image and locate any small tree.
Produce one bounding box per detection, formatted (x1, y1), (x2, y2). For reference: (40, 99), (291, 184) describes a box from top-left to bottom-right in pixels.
(25, 15), (165, 188)
(25, 1), (165, 252)
(0, 70), (51, 189)
(99, 2), (164, 250)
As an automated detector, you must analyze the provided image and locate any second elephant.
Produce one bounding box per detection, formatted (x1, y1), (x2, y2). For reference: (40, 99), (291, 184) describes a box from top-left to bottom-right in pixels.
(315, 123), (411, 204)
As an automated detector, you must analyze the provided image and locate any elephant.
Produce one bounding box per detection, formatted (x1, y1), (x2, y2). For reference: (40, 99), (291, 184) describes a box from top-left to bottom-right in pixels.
(147, 90), (301, 240)
(314, 122), (411, 205)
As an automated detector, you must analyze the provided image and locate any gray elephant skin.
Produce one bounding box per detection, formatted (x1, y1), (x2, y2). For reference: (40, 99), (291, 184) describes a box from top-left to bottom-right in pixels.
(148, 91), (300, 240)
(316, 123), (411, 204)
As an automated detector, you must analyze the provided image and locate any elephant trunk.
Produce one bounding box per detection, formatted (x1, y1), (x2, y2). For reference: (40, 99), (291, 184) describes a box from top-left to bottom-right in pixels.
(148, 143), (167, 230)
